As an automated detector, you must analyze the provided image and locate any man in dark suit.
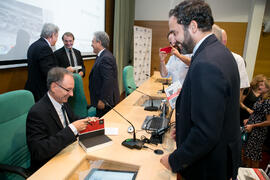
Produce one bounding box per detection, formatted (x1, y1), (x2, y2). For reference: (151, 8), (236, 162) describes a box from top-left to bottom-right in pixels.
(89, 31), (120, 118)
(25, 23), (59, 102)
(160, 1), (241, 180)
(26, 67), (95, 173)
(54, 32), (86, 77)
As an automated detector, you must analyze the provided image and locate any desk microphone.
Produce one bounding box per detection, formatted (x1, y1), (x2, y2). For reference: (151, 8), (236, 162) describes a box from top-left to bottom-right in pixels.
(162, 78), (170, 86)
(128, 86), (158, 111)
(161, 84), (165, 93)
(104, 101), (144, 150)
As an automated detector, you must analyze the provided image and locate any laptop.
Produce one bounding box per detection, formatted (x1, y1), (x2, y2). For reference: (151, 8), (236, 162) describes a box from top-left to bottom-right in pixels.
(141, 108), (174, 131)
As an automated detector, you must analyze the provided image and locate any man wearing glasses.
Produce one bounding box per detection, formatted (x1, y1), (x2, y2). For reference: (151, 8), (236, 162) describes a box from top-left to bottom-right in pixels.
(26, 67), (97, 174)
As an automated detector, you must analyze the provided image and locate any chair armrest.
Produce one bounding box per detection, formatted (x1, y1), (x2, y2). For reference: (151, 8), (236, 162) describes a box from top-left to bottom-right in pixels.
(87, 106), (96, 117)
(0, 164), (30, 179)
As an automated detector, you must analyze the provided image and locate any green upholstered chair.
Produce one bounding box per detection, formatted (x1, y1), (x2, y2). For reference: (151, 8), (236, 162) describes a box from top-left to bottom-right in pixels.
(0, 90), (35, 180)
(123, 65), (137, 97)
(68, 73), (96, 118)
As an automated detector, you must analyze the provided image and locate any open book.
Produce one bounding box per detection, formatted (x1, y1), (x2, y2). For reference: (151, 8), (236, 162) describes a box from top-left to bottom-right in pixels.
(79, 119), (113, 153)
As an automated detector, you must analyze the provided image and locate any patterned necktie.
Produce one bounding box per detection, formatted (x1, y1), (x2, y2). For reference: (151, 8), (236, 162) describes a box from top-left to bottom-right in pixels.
(61, 105), (69, 127)
(69, 49), (75, 67)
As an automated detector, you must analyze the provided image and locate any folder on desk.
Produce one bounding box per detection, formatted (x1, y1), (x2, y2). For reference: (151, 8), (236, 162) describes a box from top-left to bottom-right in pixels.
(79, 119), (113, 153)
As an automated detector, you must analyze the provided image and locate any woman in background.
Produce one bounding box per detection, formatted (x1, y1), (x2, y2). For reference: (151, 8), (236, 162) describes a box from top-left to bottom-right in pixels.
(240, 74), (266, 126)
(244, 78), (270, 168)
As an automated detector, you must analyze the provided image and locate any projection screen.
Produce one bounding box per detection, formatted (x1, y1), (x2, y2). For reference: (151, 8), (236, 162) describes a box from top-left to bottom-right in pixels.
(0, 0), (105, 69)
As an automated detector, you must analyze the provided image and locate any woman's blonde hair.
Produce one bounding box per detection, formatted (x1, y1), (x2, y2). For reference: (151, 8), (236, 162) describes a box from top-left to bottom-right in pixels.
(250, 74), (266, 91)
(262, 78), (270, 100)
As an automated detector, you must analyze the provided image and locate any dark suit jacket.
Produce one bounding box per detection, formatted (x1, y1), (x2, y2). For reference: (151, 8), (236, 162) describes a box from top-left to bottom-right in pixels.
(25, 38), (58, 102)
(54, 47), (86, 77)
(88, 49), (120, 107)
(26, 94), (79, 173)
(169, 35), (241, 180)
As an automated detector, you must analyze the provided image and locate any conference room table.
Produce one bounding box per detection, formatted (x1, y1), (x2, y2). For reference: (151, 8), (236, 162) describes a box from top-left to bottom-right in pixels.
(28, 72), (176, 180)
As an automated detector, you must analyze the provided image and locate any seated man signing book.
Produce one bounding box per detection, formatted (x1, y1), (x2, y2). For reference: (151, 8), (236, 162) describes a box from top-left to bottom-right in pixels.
(26, 67), (97, 174)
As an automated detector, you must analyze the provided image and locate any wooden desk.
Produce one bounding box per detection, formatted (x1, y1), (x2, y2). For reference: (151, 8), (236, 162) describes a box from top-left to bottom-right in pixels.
(28, 72), (176, 180)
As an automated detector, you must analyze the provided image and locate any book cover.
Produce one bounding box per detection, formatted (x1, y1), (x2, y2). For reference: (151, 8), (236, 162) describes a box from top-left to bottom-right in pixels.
(165, 80), (182, 109)
(78, 119), (113, 153)
(237, 167), (269, 180)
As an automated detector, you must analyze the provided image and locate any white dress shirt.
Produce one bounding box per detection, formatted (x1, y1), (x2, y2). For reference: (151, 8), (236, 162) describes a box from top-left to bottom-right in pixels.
(47, 92), (78, 135)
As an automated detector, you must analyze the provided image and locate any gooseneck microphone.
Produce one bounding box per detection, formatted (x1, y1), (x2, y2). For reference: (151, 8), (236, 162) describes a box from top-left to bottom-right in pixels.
(128, 86), (158, 111)
(104, 101), (144, 149)
(162, 78), (170, 86)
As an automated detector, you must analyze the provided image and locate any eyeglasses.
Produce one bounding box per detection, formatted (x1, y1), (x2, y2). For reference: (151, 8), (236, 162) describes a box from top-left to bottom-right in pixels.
(55, 82), (73, 93)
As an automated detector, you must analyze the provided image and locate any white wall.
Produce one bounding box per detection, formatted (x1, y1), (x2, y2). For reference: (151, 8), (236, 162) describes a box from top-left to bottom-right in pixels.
(135, 0), (269, 22)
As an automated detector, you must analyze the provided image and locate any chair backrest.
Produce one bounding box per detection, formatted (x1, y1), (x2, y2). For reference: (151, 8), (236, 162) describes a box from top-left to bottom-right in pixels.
(0, 90), (34, 180)
(123, 66), (137, 96)
(68, 73), (88, 118)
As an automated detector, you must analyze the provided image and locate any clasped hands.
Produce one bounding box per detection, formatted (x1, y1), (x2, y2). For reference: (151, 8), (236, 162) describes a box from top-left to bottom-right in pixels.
(243, 119), (253, 133)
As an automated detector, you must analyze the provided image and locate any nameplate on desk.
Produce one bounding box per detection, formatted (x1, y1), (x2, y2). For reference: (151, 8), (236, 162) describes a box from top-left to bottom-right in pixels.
(79, 119), (113, 153)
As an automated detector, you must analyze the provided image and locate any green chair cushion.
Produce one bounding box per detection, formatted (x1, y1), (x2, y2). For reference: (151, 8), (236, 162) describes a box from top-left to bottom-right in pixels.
(0, 90), (34, 180)
(123, 66), (137, 97)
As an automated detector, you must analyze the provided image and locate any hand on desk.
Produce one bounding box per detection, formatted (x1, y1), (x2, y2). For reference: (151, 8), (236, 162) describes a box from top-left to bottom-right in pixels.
(72, 117), (98, 131)
(160, 154), (172, 171)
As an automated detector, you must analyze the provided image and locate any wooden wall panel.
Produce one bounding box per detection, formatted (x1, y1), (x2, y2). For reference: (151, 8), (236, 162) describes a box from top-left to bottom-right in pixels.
(0, 59), (95, 105)
(134, 20), (251, 76)
(134, 20), (270, 78)
(254, 32), (270, 77)
(0, 67), (28, 94)
(215, 22), (247, 55)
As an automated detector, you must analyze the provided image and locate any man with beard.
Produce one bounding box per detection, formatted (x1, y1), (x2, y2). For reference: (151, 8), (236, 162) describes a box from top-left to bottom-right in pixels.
(160, 1), (241, 180)
(159, 31), (191, 85)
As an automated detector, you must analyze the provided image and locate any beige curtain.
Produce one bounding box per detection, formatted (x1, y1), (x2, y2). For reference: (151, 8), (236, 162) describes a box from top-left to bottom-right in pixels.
(113, 0), (135, 94)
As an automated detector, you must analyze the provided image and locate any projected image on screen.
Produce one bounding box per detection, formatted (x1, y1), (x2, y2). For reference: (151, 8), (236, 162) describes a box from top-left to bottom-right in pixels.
(0, 0), (42, 60)
(0, 0), (105, 68)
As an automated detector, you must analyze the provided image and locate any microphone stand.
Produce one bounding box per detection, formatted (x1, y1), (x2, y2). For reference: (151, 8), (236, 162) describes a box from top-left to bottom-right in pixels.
(163, 78), (169, 85)
(160, 78), (169, 93)
(161, 84), (165, 93)
(128, 86), (158, 111)
(104, 101), (144, 149)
